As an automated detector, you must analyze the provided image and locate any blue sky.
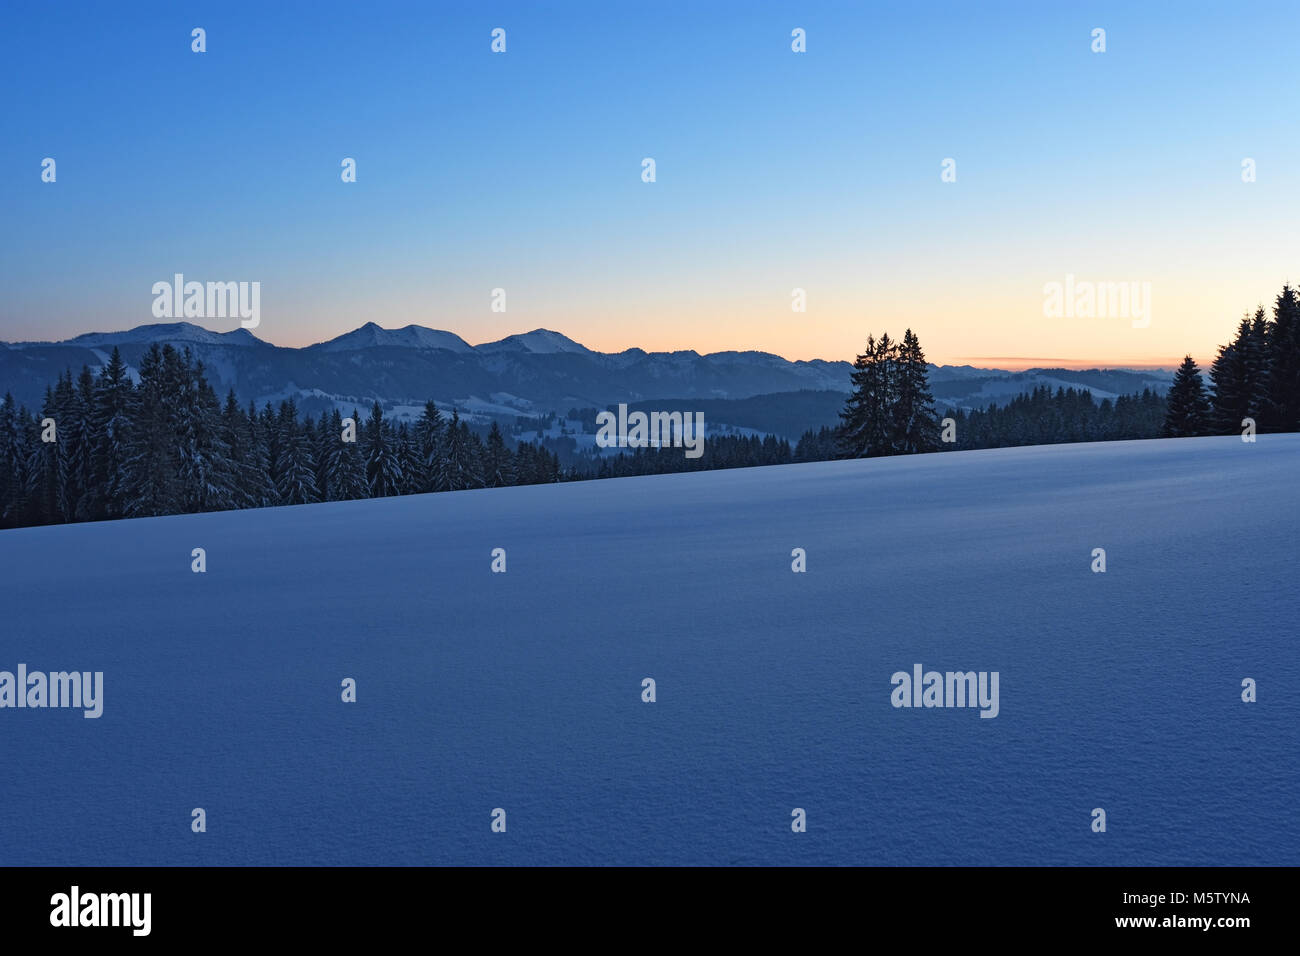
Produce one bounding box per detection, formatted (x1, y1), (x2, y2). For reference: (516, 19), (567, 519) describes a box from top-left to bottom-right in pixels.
(2, 0), (1297, 366)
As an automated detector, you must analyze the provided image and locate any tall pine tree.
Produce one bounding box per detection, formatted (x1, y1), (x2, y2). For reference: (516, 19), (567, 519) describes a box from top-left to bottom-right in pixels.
(838, 332), (899, 458)
(1164, 355), (1211, 437)
(894, 329), (940, 454)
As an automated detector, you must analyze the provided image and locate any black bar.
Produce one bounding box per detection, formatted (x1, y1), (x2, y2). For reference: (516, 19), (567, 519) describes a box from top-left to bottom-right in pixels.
(0, 866), (1282, 941)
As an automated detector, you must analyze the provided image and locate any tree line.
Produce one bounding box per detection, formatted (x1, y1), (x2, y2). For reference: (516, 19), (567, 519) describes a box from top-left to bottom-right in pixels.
(790, 384), (1168, 457)
(1163, 284), (1300, 437)
(822, 283), (1300, 460)
(941, 386), (1168, 449)
(573, 433), (794, 478)
(0, 344), (563, 529)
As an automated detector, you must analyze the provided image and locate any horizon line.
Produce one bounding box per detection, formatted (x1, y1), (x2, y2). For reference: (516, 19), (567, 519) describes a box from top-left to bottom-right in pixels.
(6, 320), (1192, 372)
(955, 357), (1187, 371)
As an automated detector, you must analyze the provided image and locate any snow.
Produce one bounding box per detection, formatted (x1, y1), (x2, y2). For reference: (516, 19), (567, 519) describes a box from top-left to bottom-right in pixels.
(487, 392), (534, 410)
(0, 435), (1295, 864)
(311, 322), (474, 353)
(59, 323), (263, 348)
(703, 350), (791, 368)
(459, 395), (534, 418)
(475, 328), (593, 355)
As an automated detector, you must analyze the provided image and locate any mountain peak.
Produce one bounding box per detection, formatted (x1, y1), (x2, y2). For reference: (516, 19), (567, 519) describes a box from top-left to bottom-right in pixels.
(311, 324), (474, 353)
(59, 322), (265, 349)
(475, 329), (592, 355)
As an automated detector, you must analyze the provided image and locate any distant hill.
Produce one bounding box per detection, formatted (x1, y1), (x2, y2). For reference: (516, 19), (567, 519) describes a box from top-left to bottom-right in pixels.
(0, 321), (1173, 438)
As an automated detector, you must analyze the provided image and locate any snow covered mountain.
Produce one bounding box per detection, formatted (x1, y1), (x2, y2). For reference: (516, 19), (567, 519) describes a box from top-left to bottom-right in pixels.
(47, 323), (266, 350)
(0, 321), (1174, 434)
(475, 329), (594, 355)
(309, 322), (475, 354)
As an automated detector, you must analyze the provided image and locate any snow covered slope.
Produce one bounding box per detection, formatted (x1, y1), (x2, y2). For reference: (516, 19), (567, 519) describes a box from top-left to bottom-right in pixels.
(0, 436), (1295, 865)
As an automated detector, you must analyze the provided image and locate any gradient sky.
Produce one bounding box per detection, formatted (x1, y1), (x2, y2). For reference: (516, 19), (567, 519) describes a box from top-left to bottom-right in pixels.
(2, 1), (1297, 368)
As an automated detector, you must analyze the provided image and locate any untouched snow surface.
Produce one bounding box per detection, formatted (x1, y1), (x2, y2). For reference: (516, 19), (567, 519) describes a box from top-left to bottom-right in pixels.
(0, 436), (1296, 865)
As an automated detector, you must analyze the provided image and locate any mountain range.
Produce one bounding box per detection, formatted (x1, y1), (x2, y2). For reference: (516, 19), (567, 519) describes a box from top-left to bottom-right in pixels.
(0, 322), (1175, 439)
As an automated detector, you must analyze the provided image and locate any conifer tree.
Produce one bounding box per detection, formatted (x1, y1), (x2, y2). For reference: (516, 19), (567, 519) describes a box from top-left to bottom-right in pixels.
(23, 384), (62, 523)
(414, 401), (445, 493)
(120, 344), (183, 517)
(0, 393), (20, 527)
(175, 354), (235, 513)
(1244, 307), (1271, 418)
(1164, 355), (1211, 437)
(1264, 284), (1300, 430)
(50, 373), (78, 519)
(69, 366), (97, 519)
(894, 329), (940, 453)
(90, 347), (133, 519)
(446, 417), (485, 489)
(364, 401), (402, 497)
(322, 408), (367, 500)
(441, 410), (471, 490)
(242, 400), (278, 507)
(1209, 319), (1249, 433)
(838, 332), (899, 458)
(274, 398), (319, 505)
(260, 401), (282, 498)
(395, 422), (423, 495)
(484, 421), (513, 487)
(220, 392), (255, 508)
(312, 410), (333, 502)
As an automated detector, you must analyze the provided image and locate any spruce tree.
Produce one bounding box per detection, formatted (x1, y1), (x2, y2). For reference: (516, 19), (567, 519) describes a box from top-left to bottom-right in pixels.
(341, 408), (368, 499)
(1244, 307), (1271, 419)
(220, 392), (254, 508)
(241, 400), (277, 507)
(838, 333), (899, 458)
(441, 410), (469, 490)
(1164, 355), (1211, 437)
(312, 411), (333, 502)
(894, 329), (940, 453)
(0, 393), (23, 527)
(120, 345), (183, 517)
(50, 373), (78, 519)
(364, 402), (402, 497)
(175, 354), (235, 513)
(443, 415), (485, 489)
(321, 408), (366, 501)
(90, 347), (134, 519)
(1264, 284), (1300, 430)
(274, 398), (319, 505)
(413, 401), (445, 493)
(484, 422), (513, 487)
(22, 384), (62, 523)
(1209, 319), (1249, 433)
(69, 366), (97, 519)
